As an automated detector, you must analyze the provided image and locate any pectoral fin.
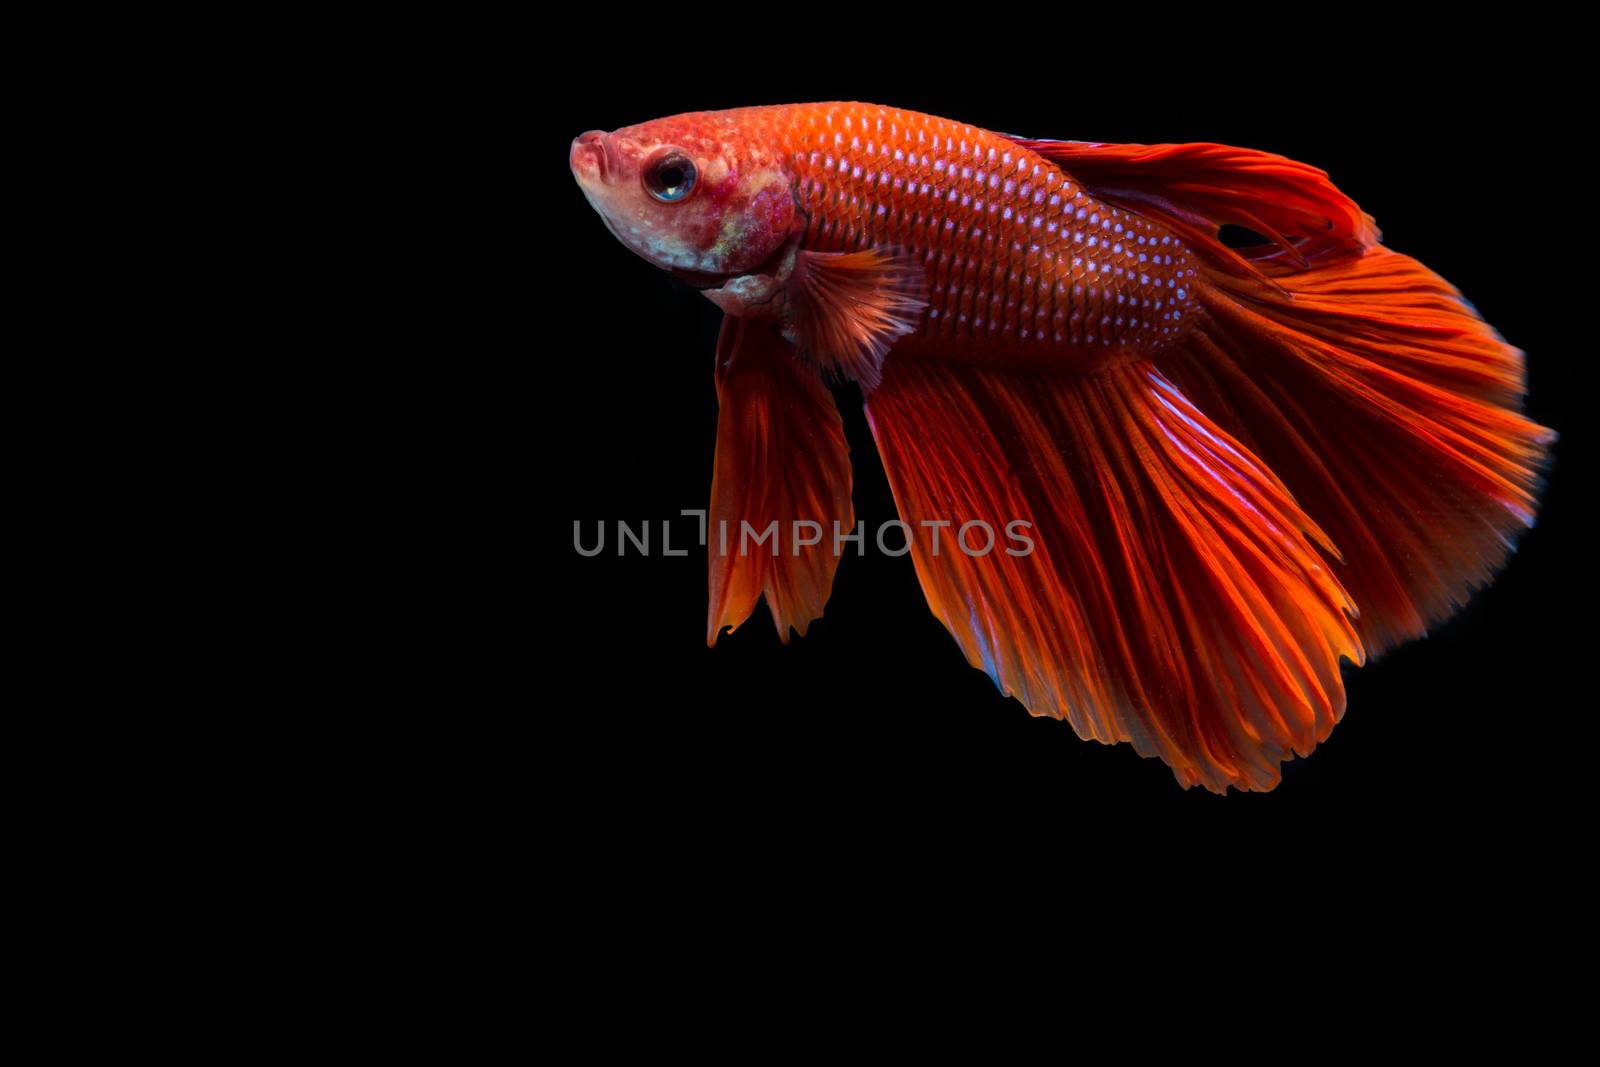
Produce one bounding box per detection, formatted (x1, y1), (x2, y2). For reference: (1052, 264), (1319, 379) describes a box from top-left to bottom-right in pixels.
(786, 248), (928, 391)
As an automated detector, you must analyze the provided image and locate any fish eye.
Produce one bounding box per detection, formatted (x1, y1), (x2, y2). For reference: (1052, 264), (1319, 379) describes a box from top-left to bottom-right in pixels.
(644, 151), (697, 203)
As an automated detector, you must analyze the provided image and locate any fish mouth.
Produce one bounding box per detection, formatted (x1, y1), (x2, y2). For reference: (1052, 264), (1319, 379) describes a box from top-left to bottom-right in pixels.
(668, 266), (735, 290)
(570, 130), (613, 184)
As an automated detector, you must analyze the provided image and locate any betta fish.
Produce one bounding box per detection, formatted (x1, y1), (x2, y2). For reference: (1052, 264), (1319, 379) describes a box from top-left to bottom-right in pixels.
(569, 102), (1552, 792)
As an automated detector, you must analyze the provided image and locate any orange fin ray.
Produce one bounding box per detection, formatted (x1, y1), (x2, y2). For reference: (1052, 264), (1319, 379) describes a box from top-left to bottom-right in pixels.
(708, 316), (853, 645)
(1009, 138), (1380, 277)
(866, 356), (1363, 792)
(787, 247), (928, 390)
(1018, 132), (1555, 652)
(1169, 247), (1555, 653)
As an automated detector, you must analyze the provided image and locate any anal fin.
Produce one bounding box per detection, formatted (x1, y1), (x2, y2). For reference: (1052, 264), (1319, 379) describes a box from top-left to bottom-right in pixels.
(866, 355), (1363, 792)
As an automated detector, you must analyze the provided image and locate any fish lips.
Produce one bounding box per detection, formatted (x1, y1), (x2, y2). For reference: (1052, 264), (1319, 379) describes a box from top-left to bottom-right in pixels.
(569, 130), (614, 184)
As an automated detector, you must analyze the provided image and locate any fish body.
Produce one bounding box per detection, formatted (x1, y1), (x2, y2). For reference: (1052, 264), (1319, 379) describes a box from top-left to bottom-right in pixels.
(574, 103), (1198, 367)
(570, 102), (1552, 792)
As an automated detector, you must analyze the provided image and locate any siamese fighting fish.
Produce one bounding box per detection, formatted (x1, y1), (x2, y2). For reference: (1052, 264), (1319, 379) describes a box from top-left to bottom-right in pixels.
(569, 102), (1552, 792)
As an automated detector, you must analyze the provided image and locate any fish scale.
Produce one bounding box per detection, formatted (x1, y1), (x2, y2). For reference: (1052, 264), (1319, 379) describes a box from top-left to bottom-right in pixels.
(764, 102), (1200, 356)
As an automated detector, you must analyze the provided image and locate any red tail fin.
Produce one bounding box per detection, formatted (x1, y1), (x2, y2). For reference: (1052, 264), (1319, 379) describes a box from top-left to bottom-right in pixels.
(850, 134), (1554, 786)
(1176, 250), (1553, 651)
(1021, 135), (1554, 652)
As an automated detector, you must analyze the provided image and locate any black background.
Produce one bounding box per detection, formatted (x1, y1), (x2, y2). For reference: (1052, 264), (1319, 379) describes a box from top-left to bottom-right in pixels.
(531, 43), (1580, 856)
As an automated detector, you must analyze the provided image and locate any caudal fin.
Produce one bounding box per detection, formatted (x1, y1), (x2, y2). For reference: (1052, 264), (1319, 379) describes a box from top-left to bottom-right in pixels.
(1177, 242), (1554, 653)
(1022, 135), (1555, 653)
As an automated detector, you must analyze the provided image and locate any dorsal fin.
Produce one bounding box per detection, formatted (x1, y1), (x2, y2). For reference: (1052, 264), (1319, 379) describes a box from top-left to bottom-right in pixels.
(1009, 138), (1381, 279)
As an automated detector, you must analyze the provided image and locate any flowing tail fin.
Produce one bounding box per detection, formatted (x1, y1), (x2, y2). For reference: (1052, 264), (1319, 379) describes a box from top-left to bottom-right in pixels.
(1020, 137), (1555, 653)
(1174, 250), (1553, 652)
(861, 137), (1556, 789)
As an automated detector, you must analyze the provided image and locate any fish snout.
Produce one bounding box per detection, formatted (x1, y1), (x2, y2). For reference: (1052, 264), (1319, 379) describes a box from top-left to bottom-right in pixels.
(570, 130), (613, 184)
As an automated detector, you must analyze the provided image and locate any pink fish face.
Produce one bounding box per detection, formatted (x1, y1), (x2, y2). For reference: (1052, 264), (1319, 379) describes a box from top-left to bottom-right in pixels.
(570, 113), (798, 285)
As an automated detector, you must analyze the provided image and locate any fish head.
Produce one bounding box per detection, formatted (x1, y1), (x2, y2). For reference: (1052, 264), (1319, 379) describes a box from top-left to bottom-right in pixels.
(570, 113), (798, 287)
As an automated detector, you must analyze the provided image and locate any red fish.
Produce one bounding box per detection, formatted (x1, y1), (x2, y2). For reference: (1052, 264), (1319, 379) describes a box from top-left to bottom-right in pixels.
(569, 102), (1553, 792)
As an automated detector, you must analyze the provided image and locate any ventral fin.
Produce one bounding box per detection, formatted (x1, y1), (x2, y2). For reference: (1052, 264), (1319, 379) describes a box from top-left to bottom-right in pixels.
(708, 316), (853, 646)
(787, 247), (928, 391)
